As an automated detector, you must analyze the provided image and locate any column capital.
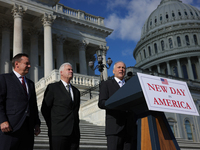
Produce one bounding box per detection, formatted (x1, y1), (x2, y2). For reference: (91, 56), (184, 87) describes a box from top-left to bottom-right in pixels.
(78, 40), (89, 50)
(42, 13), (56, 27)
(11, 4), (26, 18)
(0, 19), (12, 29)
(55, 34), (66, 44)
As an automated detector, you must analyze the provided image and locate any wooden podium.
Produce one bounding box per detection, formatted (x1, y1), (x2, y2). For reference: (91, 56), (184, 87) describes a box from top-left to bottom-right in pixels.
(105, 75), (180, 150)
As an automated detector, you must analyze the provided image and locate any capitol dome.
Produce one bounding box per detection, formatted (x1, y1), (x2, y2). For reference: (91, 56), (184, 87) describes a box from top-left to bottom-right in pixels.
(133, 0), (200, 81)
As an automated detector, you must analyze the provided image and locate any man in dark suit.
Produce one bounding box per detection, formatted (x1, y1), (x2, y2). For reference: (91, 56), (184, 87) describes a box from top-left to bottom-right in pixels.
(41, 62), (80, 150)
(0, 53), (41, 150)
(98, 61), (137, 150)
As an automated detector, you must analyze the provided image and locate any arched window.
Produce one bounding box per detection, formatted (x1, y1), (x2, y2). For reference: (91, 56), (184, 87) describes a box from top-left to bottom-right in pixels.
(182, 65), (188, 79)
(193, 35), (198, 45)
(154, 43), (158, 53)
(161, 40), (165, 50)
(160, 15), (162, 21)
(173, 66), (179, 77)
(178, 11), (181, 16)
(172, 12), (175, 17)
(185, 35), (190, 45)
(143, 49), (146, 58)
(192, 64), (198, 79)
(166, 14), (169, 19)
(177, 36), (182, 47)
(148, 46), (151, 56)
(169, 38), (173, 49)
(185, 120), (193, 140)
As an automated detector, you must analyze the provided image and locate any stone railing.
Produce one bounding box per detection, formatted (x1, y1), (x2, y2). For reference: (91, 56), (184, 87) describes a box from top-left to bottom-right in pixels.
(35, 69), (100, 93)
(53, 3), (105, 26)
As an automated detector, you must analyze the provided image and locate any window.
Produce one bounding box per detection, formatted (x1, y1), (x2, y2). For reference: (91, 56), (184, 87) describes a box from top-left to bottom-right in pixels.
(170, 125), (175, 135)
(185, 35), (190, 45)
(190, 11), (193, 16)
(143, 49), (146, 58)
(178, 11), (181, 16)
(166, 14), (169, 19)
(155, 18), (157, 23)
(150, 21), (152, 26)
(172, 12), (175, 17)
(76, 63), (80, 73)
(148, 46), (151, 56)
(169, 38), (173, 49)
(196, 12), (199, 16)
(160, 15), (162, 21)
(54, 58), (57, 69)
(154, 43), (158, 53)
(182, 65), (188, 79)
(165, 68), (168, 75)
(185, 11), (188, 16)
(177, 36), (182, 47)
(161, 40), (165, 51)
(193, 35), (198, 45)
(173, 66), (179, 77)
(38, 55), (41, 66)
(185, 120), (193, 140)
(192, 64), (198, 79)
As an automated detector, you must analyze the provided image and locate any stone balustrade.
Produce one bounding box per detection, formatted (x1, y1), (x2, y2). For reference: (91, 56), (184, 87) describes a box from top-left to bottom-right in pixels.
(53, 3), (104, 26)
(35, 69), (100, 93)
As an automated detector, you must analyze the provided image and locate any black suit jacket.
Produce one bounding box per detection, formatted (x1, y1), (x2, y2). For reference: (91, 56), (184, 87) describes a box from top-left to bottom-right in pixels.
(0, 72), (40, 133)
(41, 81), (80, 137)
(98, 79), (137, 137)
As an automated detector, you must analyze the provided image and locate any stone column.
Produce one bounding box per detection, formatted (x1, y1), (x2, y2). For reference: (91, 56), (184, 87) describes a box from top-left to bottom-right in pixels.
(28, 28), (40, 82)
(11, 4), (26, 56)
(176, 59), (183, 78)
(157, 64), (161, 73)
(42, 13), (55, 77)
(56, 35), (65, 68)
(187, 57), (194, 80)
(166, 61), (171, 75)
(78, 40), (88, 75)
(0, 20), (11, 73)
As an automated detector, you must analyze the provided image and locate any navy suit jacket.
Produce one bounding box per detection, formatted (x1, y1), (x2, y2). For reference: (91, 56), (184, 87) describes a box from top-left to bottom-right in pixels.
(41, 81), (80, 137)
(0, 72), (40, 133)
(98, 79), (137, 137)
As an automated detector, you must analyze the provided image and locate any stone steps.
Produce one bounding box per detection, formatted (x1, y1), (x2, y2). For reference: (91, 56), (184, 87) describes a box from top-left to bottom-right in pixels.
(34, 119), (107, 150)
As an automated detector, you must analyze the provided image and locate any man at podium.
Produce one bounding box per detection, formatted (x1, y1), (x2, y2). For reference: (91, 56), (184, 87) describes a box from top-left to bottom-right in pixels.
(98, 61), (137, 150)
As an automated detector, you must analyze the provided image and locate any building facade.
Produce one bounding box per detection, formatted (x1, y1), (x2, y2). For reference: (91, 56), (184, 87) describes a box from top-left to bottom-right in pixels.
(0, 0), (113, 82)
(133, 0), (200, 145)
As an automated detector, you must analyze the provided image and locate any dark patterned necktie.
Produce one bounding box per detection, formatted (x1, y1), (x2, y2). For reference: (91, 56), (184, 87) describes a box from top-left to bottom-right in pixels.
(21, 77), (27, 93)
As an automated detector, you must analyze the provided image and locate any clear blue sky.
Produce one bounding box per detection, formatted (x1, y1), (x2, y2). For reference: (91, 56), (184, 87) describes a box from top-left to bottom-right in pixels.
(59, 0), (200, 76)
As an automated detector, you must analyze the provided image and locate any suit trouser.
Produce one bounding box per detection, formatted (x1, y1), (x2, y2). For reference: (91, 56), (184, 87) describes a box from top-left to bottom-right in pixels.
(50, 126), (80, 150)
(107, 133), (137, 150)
(0, 117), (34, 150)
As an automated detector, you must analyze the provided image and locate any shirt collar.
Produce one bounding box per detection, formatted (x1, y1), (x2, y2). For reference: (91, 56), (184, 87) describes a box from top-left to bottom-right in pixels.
(13, 70), (22, 78)
(61, 80), (71, 87)
(114, 77), (125, 84)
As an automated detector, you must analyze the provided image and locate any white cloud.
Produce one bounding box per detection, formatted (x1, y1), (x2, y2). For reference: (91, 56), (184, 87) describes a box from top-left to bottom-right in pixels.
(104, 0), (160, 42)
(122, 48), (132, 56)
(104, 0), (200, 42)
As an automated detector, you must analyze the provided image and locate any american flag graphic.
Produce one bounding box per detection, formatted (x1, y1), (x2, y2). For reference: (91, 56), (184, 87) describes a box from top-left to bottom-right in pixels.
(161, 78), (168, 85)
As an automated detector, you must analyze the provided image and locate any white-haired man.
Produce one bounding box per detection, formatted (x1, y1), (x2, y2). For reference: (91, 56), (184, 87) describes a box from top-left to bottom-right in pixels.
(98, 61), (137, 150)
(41, 63), (80, 150)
